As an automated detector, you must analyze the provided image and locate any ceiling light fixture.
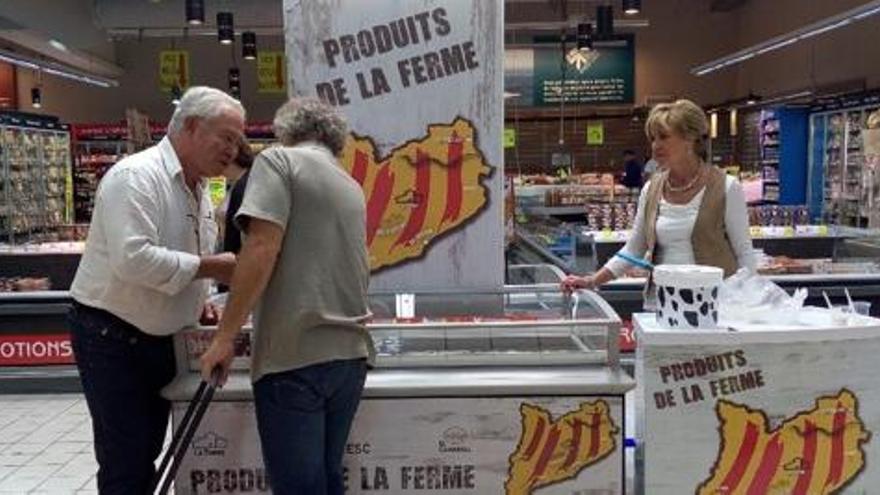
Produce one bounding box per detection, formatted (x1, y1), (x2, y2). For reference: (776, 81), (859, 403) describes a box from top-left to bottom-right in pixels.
(693, 0), (880, 76)
(242, 31), (257, 60)
(217, 12), (234, 45)
(228, 67), (241, 99)
(577, 23), (593, 51)
(623, 0), (641, 15)
(186, 0), (204, 25)
(596, 5), (614, 39)
(31, 87), (41, 109)
(48, 39), (68, 52)
(0, 50), (116, 88)
(171, 84), (182, 106)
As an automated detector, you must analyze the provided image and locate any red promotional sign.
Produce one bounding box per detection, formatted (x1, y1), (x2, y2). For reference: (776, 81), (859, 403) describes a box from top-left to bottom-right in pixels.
(0, 334), (75, 366)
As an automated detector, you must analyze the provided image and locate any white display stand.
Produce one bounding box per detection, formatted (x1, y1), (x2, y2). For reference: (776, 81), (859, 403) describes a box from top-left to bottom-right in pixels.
(634, 311), (880, 494)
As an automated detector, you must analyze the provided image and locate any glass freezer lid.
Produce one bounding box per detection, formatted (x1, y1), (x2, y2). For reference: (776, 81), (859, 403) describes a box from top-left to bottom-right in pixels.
(178, 286), (620, 370)
(366, 285), (610, 324)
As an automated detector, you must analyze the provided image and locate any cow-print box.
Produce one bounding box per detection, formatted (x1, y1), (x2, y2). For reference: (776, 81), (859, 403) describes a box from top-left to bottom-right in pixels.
(656, 284), (719, 329)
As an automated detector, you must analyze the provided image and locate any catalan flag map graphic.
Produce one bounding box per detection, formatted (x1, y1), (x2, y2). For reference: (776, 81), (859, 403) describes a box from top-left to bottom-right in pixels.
(506, 401), (619, 495)
(340, 117), (492, 272)
(698, 389), (870, 495)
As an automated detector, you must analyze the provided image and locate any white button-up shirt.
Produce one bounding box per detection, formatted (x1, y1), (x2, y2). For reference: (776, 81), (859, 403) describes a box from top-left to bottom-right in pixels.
(71, 137), (218, 336)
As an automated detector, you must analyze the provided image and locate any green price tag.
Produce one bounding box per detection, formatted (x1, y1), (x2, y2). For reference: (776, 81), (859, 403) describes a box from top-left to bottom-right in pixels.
(503, 128), (516, 149)
(587, 121), (604, 145)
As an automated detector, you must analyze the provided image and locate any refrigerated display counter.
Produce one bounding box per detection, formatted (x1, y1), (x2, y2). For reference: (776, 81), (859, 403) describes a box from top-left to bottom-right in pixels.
(162, 286), (634, 494)
(633, 310), (880, 493)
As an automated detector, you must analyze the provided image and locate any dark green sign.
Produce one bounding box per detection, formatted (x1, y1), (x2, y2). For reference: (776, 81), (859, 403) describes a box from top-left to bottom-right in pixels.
(532, 38), (634, 106)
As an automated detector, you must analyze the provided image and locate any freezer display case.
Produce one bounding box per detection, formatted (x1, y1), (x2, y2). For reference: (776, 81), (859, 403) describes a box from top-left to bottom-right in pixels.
(164, 286), (634, 494)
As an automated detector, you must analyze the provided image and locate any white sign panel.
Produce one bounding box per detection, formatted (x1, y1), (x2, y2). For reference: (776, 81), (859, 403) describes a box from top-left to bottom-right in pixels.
(637, 333), (880, 494)
(283, 0), (504, 291)
(174, 397), (624, 494)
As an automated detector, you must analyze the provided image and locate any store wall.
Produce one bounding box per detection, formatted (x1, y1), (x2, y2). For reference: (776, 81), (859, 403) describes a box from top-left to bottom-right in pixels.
(16, 36), (288, 125)
(504, 115), (648, 175)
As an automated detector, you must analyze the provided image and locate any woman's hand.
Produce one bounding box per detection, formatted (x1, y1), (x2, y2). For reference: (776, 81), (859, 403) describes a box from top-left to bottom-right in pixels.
(561, 274), (596, 293)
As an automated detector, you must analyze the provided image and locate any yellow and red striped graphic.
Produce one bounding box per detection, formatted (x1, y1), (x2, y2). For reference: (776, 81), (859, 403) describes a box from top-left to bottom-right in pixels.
(340, 118), (492, 271)
(698, 389), (870, 495)
(505, 401), (618, 495)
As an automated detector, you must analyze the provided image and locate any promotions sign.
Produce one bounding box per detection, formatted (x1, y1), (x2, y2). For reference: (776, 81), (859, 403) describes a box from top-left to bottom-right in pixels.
(284, 0), (504, 290)
(256, 52), (286, 93)
(159, 50), (189, 92)
(0, 334), (74, 366)
(636, 319), (880, 494)
(174, 397), (624, 494)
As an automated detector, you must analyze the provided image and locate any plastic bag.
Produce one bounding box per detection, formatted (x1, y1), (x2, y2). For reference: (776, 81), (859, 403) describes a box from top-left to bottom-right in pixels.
(718, 268), (807, 324)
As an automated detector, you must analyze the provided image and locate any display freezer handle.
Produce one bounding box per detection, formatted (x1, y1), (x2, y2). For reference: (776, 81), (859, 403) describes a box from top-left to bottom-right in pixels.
(0, 303), (71, 315)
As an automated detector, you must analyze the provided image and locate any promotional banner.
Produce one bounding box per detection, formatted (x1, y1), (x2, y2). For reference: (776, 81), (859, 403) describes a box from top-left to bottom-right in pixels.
(159, 50), (189, 92)
(283, 0), (504, 290)
(637, 330), (880, 494)
(174, 396), (624, 494)
(256, 52), (286, 93)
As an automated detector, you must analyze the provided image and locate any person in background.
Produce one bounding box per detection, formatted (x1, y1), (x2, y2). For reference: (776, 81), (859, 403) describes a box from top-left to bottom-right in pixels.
(643, 154), (659, 182)
(223, 140), (254, 254)
(216, 139), (255, 255)
(563, 99), (755, 299)
(200, 97), (372, 495)
(67, 86), (243, 494)
(621, 149), (644, 190)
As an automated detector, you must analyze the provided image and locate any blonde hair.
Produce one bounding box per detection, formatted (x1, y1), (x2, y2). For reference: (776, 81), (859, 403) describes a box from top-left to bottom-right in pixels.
(645, 99), (709, 158)
(868, 109), (880, 129)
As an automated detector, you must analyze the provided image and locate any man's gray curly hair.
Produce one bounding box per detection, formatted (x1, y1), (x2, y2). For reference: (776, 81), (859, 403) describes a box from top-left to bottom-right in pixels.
(273, 97), (349, 156)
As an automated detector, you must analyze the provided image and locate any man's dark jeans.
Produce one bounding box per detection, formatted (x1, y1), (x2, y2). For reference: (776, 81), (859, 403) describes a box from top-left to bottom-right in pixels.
(254, 358), (368, 495)
(67, 301), (176, 495)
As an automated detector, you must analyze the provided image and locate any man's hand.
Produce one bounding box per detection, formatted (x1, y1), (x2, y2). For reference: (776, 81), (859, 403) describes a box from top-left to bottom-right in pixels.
(197, 252), (237, 284)
(200, 334), (235, 387)
(199, 302), (222, 326)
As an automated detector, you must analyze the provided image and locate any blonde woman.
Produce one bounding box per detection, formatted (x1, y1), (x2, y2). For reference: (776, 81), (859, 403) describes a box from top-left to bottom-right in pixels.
(563, 99), (755, 296)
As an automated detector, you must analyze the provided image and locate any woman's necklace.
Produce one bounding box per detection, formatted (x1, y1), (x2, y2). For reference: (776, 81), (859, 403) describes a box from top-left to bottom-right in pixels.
(665, 165), (704, 193)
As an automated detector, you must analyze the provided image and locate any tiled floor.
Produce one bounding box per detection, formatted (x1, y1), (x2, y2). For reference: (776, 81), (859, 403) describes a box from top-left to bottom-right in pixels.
(0, 396), (98, 493)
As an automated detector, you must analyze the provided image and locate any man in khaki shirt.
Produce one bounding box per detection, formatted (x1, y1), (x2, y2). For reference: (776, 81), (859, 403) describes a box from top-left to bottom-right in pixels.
(201, 97), (371, 495)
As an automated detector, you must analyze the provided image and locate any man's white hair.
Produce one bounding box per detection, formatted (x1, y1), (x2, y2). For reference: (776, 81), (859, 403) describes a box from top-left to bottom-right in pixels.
(167, 86), (246, 135)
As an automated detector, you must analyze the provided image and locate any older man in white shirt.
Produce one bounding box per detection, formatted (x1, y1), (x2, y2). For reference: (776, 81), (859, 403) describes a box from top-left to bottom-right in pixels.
(67, 86), (243, 494)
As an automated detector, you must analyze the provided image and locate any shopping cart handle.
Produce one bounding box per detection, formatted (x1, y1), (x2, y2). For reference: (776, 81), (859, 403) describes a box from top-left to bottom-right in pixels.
(151, 374), (219, 495)
(209, 366), (224, 388)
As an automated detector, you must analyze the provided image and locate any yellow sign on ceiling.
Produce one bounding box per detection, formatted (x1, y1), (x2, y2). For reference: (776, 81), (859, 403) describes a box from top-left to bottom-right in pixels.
(159, 50), (189, 92)
(257, 52), (287, 94)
